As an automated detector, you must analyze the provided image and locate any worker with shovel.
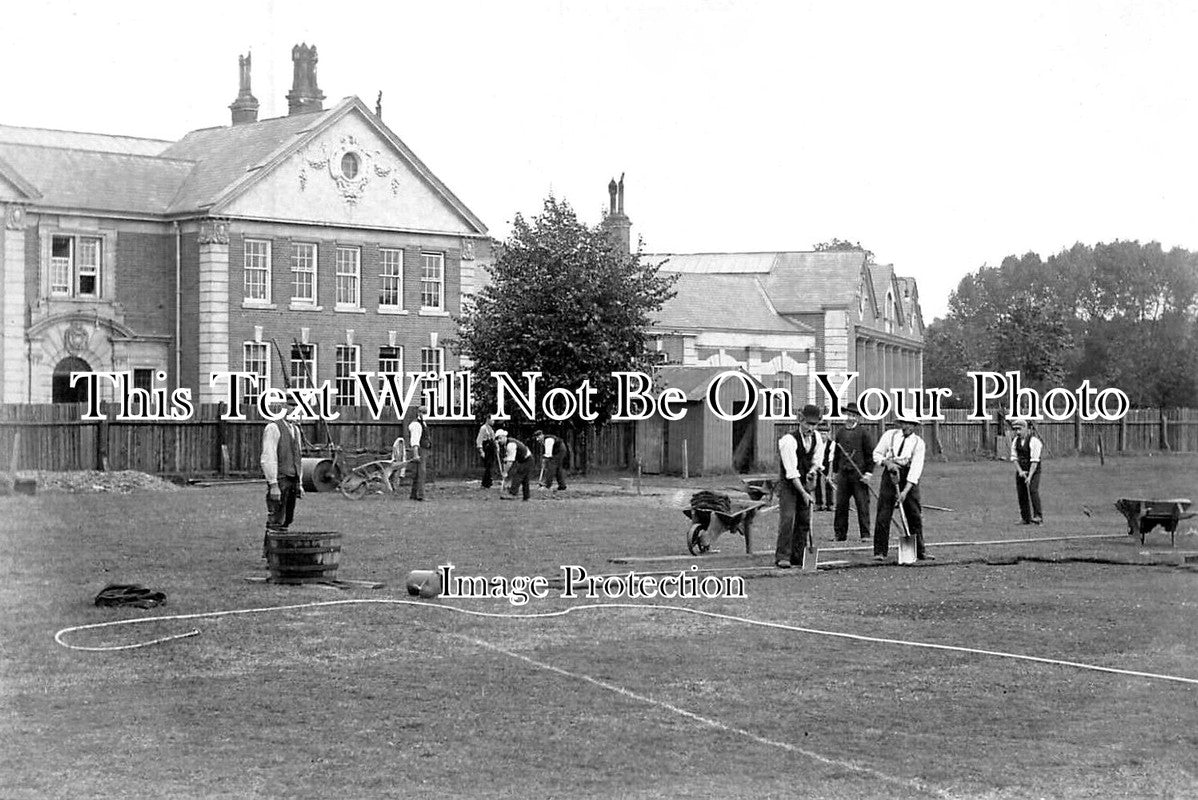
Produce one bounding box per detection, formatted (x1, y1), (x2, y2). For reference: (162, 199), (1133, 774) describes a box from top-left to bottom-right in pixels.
(775, 403), (825, 570)
(871, 413), (930, 562)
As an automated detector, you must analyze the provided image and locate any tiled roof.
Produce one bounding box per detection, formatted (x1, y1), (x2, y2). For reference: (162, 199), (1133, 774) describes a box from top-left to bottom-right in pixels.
(0, 143), (194, 215)
(0, 125), (172, 155)
(159, 110), (331, 213)
(758, 251), (868, 314)
(653, 272), (813, 334)
(655, 365), (764, 402)
(646, 252), (779, 273)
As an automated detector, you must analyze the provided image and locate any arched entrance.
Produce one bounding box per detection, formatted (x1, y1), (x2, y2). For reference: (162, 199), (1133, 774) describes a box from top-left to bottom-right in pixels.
(52, 357), (92, 403)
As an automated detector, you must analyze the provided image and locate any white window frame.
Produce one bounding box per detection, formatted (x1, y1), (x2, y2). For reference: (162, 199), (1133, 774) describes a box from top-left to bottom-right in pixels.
(378, 345), (404, 375)
(378, 248), (404, 311)
(334, 344), (361, 407)
(244, 239), (272, 304)
(335, 246), (361, 310)
(242, 342), (269, 405)
(290, 343), (317, 389)
(419, 346), (444, 409)
(49, 234), (103, 298)
(291, 242), (318, 307)
(420, 252), (445, 311)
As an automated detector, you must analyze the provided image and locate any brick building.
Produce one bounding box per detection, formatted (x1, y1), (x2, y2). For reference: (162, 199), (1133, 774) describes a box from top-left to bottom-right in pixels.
(0, 45), (490, 407)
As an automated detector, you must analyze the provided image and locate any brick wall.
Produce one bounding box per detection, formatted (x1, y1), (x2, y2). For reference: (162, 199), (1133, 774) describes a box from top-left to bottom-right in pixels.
(223, 231), (464, 390)
(116, 231), (175, 336)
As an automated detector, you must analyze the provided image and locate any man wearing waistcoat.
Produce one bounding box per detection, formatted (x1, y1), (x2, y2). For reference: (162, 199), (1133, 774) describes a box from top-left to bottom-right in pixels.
(872, 413), (930, 561)
(261, 394), (304, 558)
(775, 403), (824, 569)
(831, 402), (875, 541)
(496, 429), (533, 501)
(476, 415), (498, 489)
(1010, 418), (1044, 524)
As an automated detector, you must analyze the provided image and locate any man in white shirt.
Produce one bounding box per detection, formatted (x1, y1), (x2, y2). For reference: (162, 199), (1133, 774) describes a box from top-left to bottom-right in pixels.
(871, 413), (930, 561)
(495, 429), (533, 501)
(535, 430), (569, 491)
(260, 393), (304, 558)
(476, 415), (498, 489)
(407, 406), (427, 501)
(774, 403), (824, 569)
(1010, 418), (1044, 524)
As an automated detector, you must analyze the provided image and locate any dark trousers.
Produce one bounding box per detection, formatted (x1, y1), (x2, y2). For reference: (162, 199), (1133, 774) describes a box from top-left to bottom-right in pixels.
(480, 441), (497, 487)
(873, 473), (924, 558)
(834, 471), (872, 540)
(508, 458), (532, 500)
(774, 480), (812, 564)
(263, 474), (300, 556)
(1016, 469), (1043, 522)
(542, 455), (567, 489)
(409, 458), (426, 500)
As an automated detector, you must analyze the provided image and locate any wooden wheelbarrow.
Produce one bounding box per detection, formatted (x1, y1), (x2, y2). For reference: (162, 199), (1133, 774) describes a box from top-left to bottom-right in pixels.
(683, 501), (767, 555)
(1114, 498), (1194, 547)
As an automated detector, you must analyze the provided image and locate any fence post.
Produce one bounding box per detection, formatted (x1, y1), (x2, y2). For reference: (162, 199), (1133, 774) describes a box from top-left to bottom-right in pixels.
(1118, 415), (1127, 452)
(217, 415), (229, 476)
(1073, 410), (1082, 453)
(1160, 409), (1170, 451)
(96, 401), (109, 471)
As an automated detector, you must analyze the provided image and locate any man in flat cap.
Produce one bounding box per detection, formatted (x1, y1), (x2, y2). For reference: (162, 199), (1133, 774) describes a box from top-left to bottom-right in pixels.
(871, 413), (930, 561)
(495, 429), (533, 501)
(774, 403), (825, 569)
(831, 401), (876, 541)
(260, 392), (304, 559)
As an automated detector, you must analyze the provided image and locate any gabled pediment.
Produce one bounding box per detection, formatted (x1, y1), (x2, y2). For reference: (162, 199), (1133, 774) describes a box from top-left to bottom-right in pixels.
(213, 98), (485, 235)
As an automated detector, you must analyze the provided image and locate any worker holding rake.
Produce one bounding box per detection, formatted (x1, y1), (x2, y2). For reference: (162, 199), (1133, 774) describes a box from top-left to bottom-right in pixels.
(871, 413), (930, 562)
(774, 403), (825, 569)
(1010, 418), (1044, 524)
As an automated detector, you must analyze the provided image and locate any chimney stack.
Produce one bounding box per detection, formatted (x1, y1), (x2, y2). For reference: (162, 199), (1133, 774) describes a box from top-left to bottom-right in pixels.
(229, 52), (259, 125)
(600, 173), (632, 254)
(287, 43), (326, 115)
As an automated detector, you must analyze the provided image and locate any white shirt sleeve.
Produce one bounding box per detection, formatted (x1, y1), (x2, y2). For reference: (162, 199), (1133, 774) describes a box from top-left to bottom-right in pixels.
(504, 442), (517, 463)
(1010, 437), (1018, 462)
(778, 434), (800, 480)
(811, 432), (825, 475)
(391, 437), (405, 463)
(261, 422), (280, 483)
(872, 430), (892, 467)
(408, 420), (423, 449)
(905, 436), (926, 485)
(543, 437), (555, 458)
(1029, 437), (1042, 463)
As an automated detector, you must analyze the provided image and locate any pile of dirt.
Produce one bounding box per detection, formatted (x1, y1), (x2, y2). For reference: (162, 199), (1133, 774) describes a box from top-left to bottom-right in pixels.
(28, 470), (182, 494)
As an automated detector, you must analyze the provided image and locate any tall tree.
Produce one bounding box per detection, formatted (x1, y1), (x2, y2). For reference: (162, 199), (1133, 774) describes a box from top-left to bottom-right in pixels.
(455, 196), (676, 428)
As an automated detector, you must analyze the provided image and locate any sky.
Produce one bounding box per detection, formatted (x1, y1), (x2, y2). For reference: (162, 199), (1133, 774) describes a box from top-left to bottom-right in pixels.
(4, 0), (1198, 321)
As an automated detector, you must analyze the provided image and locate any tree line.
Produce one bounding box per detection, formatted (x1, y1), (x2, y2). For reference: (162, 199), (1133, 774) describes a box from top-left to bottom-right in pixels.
(925, 241), (1198, 408)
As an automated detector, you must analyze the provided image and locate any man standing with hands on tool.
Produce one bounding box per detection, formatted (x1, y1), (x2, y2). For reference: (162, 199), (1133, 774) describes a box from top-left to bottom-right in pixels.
(775, 403), (825, 569)
(261, 393), (304, 560)
(476, 415), (498, 489)
(872, 413), (930, 561)
(1010, 418), (1044, 524)
(831, 402), (875, 541)
(535, 430), (569, 491)
(407, 406), (428, 501)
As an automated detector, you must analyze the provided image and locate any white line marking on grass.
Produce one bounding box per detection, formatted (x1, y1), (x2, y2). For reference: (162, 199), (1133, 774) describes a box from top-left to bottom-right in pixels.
(453, 631), (954, 799)
(54, 600), (1198, 688)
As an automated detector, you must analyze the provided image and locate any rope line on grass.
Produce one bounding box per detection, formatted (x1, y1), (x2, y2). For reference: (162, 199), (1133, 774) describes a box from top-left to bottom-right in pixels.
(53, 599), (1198, 688)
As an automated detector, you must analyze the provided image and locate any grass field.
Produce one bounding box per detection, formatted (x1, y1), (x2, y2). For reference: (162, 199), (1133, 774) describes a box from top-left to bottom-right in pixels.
(1, 454), (1196, 799)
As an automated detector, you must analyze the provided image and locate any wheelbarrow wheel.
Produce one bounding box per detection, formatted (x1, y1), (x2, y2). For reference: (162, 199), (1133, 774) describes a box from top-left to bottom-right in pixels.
(687, 523), (710, 555)
(338, 475), (370, 501)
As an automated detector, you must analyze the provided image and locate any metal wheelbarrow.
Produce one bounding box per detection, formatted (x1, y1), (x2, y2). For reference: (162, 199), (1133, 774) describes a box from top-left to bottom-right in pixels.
(683, 501), (766, 555)
(1113, 497), (1194, 547)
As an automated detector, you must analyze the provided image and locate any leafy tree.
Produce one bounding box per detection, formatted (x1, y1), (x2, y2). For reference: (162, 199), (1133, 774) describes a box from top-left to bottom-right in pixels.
(925, 240), (1198, 408)
(455, 196), (676, 428)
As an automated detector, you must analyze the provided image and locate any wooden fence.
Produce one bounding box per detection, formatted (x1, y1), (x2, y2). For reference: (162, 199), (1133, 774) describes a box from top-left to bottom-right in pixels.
(0, 404), (636, 478)
(0, 404), (1194, 478)
(778, 407), (1198, 459)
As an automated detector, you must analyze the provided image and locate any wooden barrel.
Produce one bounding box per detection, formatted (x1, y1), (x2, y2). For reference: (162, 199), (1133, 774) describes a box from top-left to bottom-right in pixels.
(301, 457), (342, 492)
(265, 531), (342, 584)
